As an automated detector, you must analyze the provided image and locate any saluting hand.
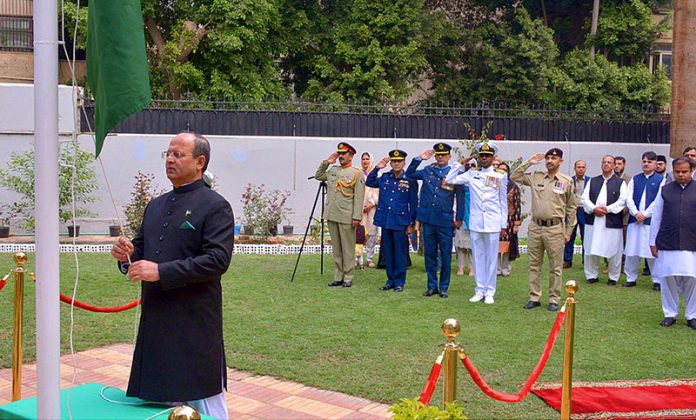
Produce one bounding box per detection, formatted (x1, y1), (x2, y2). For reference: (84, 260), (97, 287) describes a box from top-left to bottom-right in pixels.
(376, 157), (389, 169)
(528, 152), (546, 165)
(459, 155), (474, 165)
(420, 149), (435, 160)
(326, 152), (339, 164)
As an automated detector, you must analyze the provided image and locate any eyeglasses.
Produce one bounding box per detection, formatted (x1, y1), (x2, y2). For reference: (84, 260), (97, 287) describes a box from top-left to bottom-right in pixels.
(161, 150), (192, 160)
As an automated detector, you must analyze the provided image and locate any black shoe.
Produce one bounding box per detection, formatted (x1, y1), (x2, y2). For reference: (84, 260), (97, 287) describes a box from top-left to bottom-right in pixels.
(642, 268), (651, 276)
(687, 319), (696, 330)
(379, 284), (395, 291)
(394, 286), (404, 292)
(563, 261), (572, 269)
(608, 280), (617, 286)
(547, 303), (559, 312)
(622, 282), (636, 287)
(523, 301), (541, 310)
(328, 281), (344, 287)
(439, 291), (448, 298)
(660, 317), (677, 327)
(423, 289), (438, 297)
(342, 282), (352, 288)
(586, 278), (598, 284)
(653, 283), (661, 291)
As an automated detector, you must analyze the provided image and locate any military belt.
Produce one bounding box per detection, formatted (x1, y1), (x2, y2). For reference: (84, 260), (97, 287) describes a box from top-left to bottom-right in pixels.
(534, 218), (562, 227)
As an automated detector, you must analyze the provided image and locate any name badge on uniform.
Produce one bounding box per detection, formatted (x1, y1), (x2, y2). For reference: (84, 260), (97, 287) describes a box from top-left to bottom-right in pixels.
(486, 175), (501, 189)
(553, 181), (566, 194)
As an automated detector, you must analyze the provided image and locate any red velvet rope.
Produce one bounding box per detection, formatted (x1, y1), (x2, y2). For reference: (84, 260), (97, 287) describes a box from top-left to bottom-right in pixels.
(461, 309), (566, 403)
(59, 293), (141, 313)
(418, 351), (444, 405)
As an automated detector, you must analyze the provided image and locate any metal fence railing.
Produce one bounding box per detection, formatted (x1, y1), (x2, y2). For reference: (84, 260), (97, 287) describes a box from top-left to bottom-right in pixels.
(81, 99), (671, 144)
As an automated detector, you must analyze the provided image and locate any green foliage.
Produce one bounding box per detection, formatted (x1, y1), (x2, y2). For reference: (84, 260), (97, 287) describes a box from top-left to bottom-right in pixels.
(552, 49), (671, 112)
(0, 143), (98, 229)
(122, 172), (164, 238)
(240, 183), (292, 238)
(429, 7), (558, 106)
(140, 0), (291, 100)
(588, 0), (671, 64)
(0, 203), (20, 227)
(390, 398), (467, 419)
(68, 0), (672, 108)
(300, 0), (435, 103)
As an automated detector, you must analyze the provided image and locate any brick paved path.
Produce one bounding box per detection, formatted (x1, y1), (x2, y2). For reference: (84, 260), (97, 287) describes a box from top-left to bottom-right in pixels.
(0, 344), (391, 419)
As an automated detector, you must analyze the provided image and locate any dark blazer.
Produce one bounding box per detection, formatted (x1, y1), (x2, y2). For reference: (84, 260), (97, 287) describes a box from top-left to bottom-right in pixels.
(122, 179), (234, 402)
(406, 158), (464, 227)
(366, 168), (418, 230)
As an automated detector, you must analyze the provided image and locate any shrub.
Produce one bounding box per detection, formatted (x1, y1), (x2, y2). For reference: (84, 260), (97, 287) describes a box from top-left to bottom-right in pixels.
(390, 398), (467, 419)
(122, 171), (165, 238)
(240, 183), (291, 238)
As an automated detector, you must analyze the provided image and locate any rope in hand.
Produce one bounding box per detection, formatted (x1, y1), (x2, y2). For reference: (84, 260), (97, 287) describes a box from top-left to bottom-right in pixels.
(58, 294), (141, 313)
(418, 351), (445, 405)
(460, 308), (566, 403)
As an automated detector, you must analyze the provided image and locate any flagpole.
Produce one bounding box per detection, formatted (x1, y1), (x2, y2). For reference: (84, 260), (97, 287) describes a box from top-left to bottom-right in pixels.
(34, 0), (61, 417)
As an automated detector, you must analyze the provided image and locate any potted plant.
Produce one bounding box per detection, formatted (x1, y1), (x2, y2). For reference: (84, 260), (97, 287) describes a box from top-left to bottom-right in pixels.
(240, 184), (292, 238)
(0, 203), (19, 238)
(0, 142), (98, 234)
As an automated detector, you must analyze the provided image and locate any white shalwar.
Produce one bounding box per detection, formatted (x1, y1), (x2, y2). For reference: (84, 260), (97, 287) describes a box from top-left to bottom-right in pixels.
(447, 163), (507, 297)
(581, 177), (627, 281)
(624, 175), (663, 284)
(649, 190), (696, 320)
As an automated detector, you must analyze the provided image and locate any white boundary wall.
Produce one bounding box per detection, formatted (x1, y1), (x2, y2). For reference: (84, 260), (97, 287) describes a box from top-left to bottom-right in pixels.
(0, 83), (671, 236)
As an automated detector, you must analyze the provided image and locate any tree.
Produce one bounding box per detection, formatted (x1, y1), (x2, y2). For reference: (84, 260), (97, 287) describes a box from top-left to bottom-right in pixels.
(428, 6), (558, 106)
(300, 0), (436, 103)
(587, 0), (671, 65)
(139, 0), (295, 100)
(552, 48), (670, 112)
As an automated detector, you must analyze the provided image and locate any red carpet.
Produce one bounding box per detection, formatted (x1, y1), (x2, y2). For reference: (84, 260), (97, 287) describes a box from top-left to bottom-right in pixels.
(532, 378), (696, 419)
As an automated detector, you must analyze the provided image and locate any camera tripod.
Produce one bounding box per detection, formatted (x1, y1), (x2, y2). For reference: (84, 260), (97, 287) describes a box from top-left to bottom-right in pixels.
(290, 178), (328, 282)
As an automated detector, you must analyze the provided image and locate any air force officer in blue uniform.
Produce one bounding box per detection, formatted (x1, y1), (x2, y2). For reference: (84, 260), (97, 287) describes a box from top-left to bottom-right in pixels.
(366, 150), (418, 292)
(406, 143), (465, 298)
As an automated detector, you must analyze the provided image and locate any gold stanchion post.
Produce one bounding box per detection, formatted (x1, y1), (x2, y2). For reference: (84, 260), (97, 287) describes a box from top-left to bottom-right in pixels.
(11, 252), (29, 401)
(560, 280), (578, 420)
(441, 318), (461, 404)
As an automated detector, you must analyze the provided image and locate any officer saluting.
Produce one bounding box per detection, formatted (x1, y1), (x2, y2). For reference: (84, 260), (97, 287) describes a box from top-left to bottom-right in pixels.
(315, 142), (366, 288)
(446, 142), (508, 304)
(406, 142), (465, 298)
(366, 150), (418, 292)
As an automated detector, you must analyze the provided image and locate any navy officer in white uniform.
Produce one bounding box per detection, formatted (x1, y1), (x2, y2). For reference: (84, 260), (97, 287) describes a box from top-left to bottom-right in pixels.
(446, 142), (507, 304)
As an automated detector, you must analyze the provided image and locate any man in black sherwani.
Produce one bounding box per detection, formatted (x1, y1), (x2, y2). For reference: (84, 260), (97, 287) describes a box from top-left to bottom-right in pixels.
(111, 132), (234, 419)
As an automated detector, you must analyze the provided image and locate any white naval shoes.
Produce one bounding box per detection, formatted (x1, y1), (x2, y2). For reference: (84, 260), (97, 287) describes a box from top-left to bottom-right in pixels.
(484, 295), (495, 305)
(469, 293), (484, 303)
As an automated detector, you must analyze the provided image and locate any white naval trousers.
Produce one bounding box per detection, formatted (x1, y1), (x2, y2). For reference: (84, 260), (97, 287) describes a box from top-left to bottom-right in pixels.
(471, 231), (499, 297)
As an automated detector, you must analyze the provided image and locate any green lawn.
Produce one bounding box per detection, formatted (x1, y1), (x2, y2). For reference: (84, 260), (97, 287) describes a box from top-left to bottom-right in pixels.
(1, 252), (694, 418)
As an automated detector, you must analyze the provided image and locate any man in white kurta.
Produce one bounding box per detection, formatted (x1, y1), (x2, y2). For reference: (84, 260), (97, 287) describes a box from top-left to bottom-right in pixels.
(649, 157), (696, 330)
(624, 152), (664, 289)
(582, 156), (627, 285)
(446, 142), (507, 304)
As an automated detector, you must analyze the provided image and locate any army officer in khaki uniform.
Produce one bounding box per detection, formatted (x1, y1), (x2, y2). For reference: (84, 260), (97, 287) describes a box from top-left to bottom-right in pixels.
(316, 142), (366, 287)
(511, 148), (576, 311)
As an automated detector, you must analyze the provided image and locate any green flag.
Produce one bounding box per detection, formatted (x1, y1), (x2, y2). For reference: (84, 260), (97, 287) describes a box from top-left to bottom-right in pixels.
(86, 0), (151, 157)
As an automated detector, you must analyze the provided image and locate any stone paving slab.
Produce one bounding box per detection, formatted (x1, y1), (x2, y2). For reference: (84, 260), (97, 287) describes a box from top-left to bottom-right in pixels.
(0, 344), (392, 419)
